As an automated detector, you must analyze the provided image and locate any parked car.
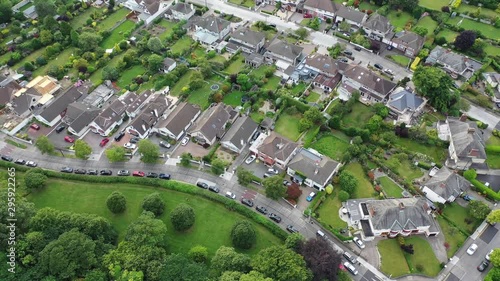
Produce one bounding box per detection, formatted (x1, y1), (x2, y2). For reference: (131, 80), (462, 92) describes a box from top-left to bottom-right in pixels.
(100, 138), (110, 147)
(268, 213), (281, 223)
(387, 45), (393, 50)
(159, 141), (171, 148)
(343, 261), (358, 275)
(374, 63), (383, 70)
(197, 182), (209, 189)
(87, 169), (98, 175)
(343, 252), (357, 264)
(338, 57), (349, 63)
(129, 137), (140, 144)
(267, 168), (279, 174)
(245, 155), (256, 164)
(14, 159), (26, 165)
(132, 171), (145, 177)
(343, 50), (353, 56)
(55, 125), (65, 133)
(30, 123), (40, 130)
(225, 191), (236, 199)
(181, 137), (189, 146)
(283, 180), (291, 186)
(354, 46), (362, 51)
(256, 205), (268, 215)
(124, 143), (136, 150)
(60, 167), (73, 173)
(146, 172), (158, 178)
(463, 194), (475, 201)
(486, 249), (494, 261)
(241, 198), (254, 207)
(64, 136), (75, 143)
(117, 170), (130, 176)
(353, 237), (365, 249)
(306, 192), (316, 202)
(158, 173), (171, 180)
(209, 186), (220, 193)
(26, 161), (37, 167)
(477, 260), (489, 272)
(74, 169), (87, 174)
(1, 155), (13, 162)
(467, 243), (478, 255)
(250, 131), (260, 143)
(114, 131), (125, 142)
(263, 172), (273, 178)
(100, 169), (112, 176)
(303, 13), (312, 18)
(384, 69), (394, 75)
(286, 225), (299, 233)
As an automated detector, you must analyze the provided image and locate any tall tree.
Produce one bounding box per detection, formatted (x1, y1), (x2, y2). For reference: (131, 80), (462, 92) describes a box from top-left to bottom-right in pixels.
(339, 171), (358, 196)
(70, 30), (79, 47)
(251, 246), (312, 281)
(147, 54), (163, 72)
(412, 66), (454, 112)
(34, 0), (57, 19)
(413, 26), (428, 37)
(102, 66), (120, 81)
(0, 190), (36, 251)
(170, 203), (196, 231)
(468, 200), (491, 220)
(137, 139), (159, 163)
(486, 209), (500, 224)
(0, 0), (13, 24)
(230, 220), (257, 250)
(147, 37), (164, 53)
(105, 145), (126, 162)
(125, 211), (168, 248)
(210, 246), (251, 277)
(35, 135), (55, 154)
(211, 158), (227, 175)
(189, 245), (209, 263)
(236, 167), (254, 186)
(285, 233), (305, 252)
(78, 32), (102, 52)
(106, 191), (127, 214)
(141, 192), (165, 217)
(263, 175), (286, 200)
(24, 170), (48, 191)
(159, 254), (208, 281)
(454, 30), (477, 51)
(489, 248), (500, 267)
(74, 139), (92, 159)
(295, 27), (309, 40)
(299, 238), (341, 281)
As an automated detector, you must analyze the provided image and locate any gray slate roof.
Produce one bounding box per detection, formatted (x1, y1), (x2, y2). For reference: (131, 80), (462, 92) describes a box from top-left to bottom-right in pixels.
(65, 102), (101, 133)
(230, 27), (266, 47)
(156, 102), (200, 136)
(447, 117), (487, 160)
(221, 116), (258, 151)
(388, 88), (424, 111)
(0, 76), (21, 105)
(392, 30), (424, 51)
(128, 94), (169, 136)
(195, 15), (231, 34)
(288, 148), (340, 186)
(363, 13), (392, 33)
(426, 46), (483, 75)
(126, 90), (152, 115)
(163, 57), (176, 69)
(343, 65), (397, 96)
(258, 132), (298, 162)
(423, 167), (470, 200)
(304, 53), (342, 77)
(368, 198), (436, 231)
(171, 2), (193, 14)
(38, 84), (89, 122)
(304, 0), (337, 13)
(336, 5), (366, 24)
(93, 99), (127, 131)
(191, 103), (232, 141)
(267, 39), (303, 62)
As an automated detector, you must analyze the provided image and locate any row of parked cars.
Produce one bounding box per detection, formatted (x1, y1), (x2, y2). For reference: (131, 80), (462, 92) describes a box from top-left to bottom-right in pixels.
(1, 155), (38, 167)
(466, 243), (495, 272)
(59, 167), (171, 179)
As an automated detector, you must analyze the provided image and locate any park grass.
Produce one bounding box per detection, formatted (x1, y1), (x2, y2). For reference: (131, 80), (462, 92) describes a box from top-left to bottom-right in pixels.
(170, 37), (193, 56)
(447, 17), (500, 40)
(71, 7), (98, 29)
(32, 48), (76, 77)
(393, 137), (446, 163)
(263, 76), (281, 91)
(316, 191), (347, 229)
(437, 216), (467, 258)
(485, 45), (500, 57)
(115, 65), (146, 89)
(436, 29), (459, 43)
(223, 91), (245, 107)
(100, 8), (130, 31)
(344, 162), (374, 199)
(89, 51), (127, 86)
(224, 54), (246, 75)
(170, 69), (195, 96)
(305, 92), (320, 103)
(404, 236), (441, 276)
(158, 19), (177, 40)
(388, 55), (411, 67)
(414, 16), (438, 35)
(385, 157), (423, 180)
(27, 179), (283, 257)
(275, 112), (302, 141)
(442, 202), (481, 235)
(378, 239), (410, 277)
(387, 11), (413, 29)
(418, 0), (449, 10)
(101, 20), (136, 49)
(343, 102), (374, 129)
(378, 176), (403, 198)
(310, 133), (349, 162)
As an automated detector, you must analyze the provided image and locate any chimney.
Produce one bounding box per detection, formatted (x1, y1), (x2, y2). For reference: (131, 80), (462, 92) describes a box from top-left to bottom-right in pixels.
(240, 139), (245, 147)
(459, 114), (467, 122)
(314, 160), (319, 175)
(468, 127), (475, 134)
(399, 202), (405, 209)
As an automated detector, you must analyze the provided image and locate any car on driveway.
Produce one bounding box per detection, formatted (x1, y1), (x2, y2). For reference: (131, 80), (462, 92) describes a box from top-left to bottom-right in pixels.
(100, 138), (110, 147)
(197, 182), (209, 189)
(64, 136), (75, 143)
(467, 244), (478, 255)
(181, 137), (189, 146)
(100, 169), (112, 176)
(286, 225), (299, 233)
(306, 192), (316, 202)
(477, 260), (489, 272)
(463, 194), (474, 201)
(354, 46), (362, 51)
(225, 191), (236, 199)
(14, 159), (26, 165)
(74, 169), (87, 174)
(129, 137), (140, 144)
(159, 141), (171, 148)
(486, 249), (494, 261)
(374, 63), (383, 70)
(353, 237), (365, 249)
(61, 167), (73, 173)
(384, 69), (394, 75)
(132, 171), (145, 177)
(338, 57), (349, 63)
(124, 143), (136, 150)
(343, 50), (353, 56)
(26, 161), (37, 167)
(30, 123), (40, 130)
(55, 125), (65, 133)
(256, 205), (268, 214)
(117, 170), (130, 176)
(241, 198), (254, 207)
(146, 172), (158, 178)
(269, 213), (281, 223)
(245, 155), (256, 164)
(209, 186), (220, 193)
(114, 131), (125, 142)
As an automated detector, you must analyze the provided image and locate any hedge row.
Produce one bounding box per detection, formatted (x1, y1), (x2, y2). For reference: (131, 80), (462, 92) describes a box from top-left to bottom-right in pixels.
(439, 214), (471, 236)
(416, 162), (432, 170)
(0, 162), (289, 240)
(485, 145), (500, 154)
(282, 95), (310, 113)
(470, 179), (500, 201)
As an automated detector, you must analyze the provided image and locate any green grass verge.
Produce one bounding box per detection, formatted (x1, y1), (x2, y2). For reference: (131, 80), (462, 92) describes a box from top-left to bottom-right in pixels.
(393, 137), (446, 163)
(5, 139), (27, 149)
(101, 20), (136, 49)
(447, 17), (500, 40)
(343, 102), (375, 129)
(316, 191), (347, 229)
(378, 176), (403, 198)
(442, 202), (481, 234)
(305, 92), (320, 103)
(223, 91), (245, 107)
(224, 54), (246, 75)
(344, 162), (374, 199)
(100, 8), (130, 31)
(379, 239), (410, 277)
(310, 133), (349, 162)
(437, 216), (467, 258)
(27, 179), (283, 257)
(275, 112), (302, 141)
(115, 65), (146, 89)
(388, 55), (411, 67)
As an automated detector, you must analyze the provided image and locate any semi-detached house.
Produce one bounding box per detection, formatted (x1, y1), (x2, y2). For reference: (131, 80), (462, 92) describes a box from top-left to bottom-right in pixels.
(154, 102), (201, 140)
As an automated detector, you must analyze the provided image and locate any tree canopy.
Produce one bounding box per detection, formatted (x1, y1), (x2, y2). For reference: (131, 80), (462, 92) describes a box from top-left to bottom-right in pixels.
(299, 238), (341, 281)
(263, 175), (286, 200)
(170, 203), (196, 231)
(79, 32), (102, 52)
(34, 0), (57, 19)
(454, 30), (477, 51)
(210, 246), (251, 277)
(468, 200), (491, 220)
(251, 246), (311, 281)
(141, 192), (165, 217)
(35, 135), (55, 154)
(105, 145), (126, 162)
(339, 171), (358, 196)
(412, 66), (454, 113)
(0, 1), (13, 24)
(106, 191), (127, 214)
(159, 253), (208, 281)
(24, 170), (48, 191)
(487, 209), (500, 224)
(138, 139), (159, 163)
(230, 220), (257, 250)
(74, 140), (92, 159)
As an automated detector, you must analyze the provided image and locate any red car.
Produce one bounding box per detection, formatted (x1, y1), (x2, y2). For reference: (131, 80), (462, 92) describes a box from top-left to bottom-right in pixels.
(99, 138), (110, 147)
(303, 13), (312, 18)
(64, 136), (75, 143)
(30, 124), (40, 130)
(132, 171), (145, 177)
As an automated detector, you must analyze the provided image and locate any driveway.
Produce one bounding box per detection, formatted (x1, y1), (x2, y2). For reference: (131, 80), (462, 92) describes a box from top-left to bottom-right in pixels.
(46, 122), (73, 149)
(172, 141), (209, 158)
(476, 174), (500, 192)
(466, 104), (500, 131)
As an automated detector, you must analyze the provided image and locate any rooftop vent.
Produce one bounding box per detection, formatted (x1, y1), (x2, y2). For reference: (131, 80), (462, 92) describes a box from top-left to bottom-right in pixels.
(399, 202), (405, 209)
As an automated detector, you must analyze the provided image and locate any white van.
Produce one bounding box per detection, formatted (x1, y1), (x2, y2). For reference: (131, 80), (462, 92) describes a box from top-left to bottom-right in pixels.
(316, 230), (326, 239)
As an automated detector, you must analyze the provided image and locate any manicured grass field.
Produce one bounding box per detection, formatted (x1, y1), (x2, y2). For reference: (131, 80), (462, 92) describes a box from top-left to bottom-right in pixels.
(442, 202), (481, 235)
(456, 4), (498, 18)
(100, 8), (130, 31)
(316, 191), (347, 229)
(388, 55), (411, 67)
(447, 17), (500, 40)
(436, 29), (459, 43)
(170, 37), (194, 56)
(224, 54), (246, 75)
(404, 236), (441, 276)
(310, 133), (349, 162)
(387, 11), (413, 29)
(101, 20), (136, 49)
(116, 65), (146, 89)
(263, 76), (281, 91)
(418, 0), (449, 10)
(275, 112), (302, 141)
(485, 45), (500, 57)
(393, 137), (446, 163)
(378, 176), (403, 198)
(305, 92), (320, 102)
(344, 162), (374, 199)
(27, 179), (283, 256)
(343, 102), (374, 128)
(437, 216), (467, 258)
(378, 239), (410, 277)
(414, 16), (438, 35)
(223, 91), (245, 107)
(385, 157), (423, 180)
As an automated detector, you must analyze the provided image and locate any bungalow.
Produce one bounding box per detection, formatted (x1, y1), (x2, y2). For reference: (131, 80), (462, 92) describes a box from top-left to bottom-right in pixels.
(426, 46), (483, 81)
(334, 5), (367, 27)
(421, 167), (470, 204)
(10, 75), (61, 117)
(192, 16), (231, 47)
(287, 148), (341, 191)
(161, 57), (177, 73)
(337, 64), (397, 104)
(89, 97), (128, 137)
(227, 27), (266, 54)
(154, 102), (201, 140)
(127, 94), (169, 139)
(362, 13), (394, 44)
(264, 39), (303, 71)
(220, 116), (258, 154)
(390, 31), (425, 58)
(190, 103), (233, 146)
(124, 0), (170, 24)
(250, 131), (299, 169)
(168, 2), (195, 20)
(386, 87), (427, 124)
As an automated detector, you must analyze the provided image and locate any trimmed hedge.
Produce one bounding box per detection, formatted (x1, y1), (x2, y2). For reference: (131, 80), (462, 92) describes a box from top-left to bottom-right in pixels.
(282, 95), (310, 113)
(416, 162), (432, 170)
(0, 162), (289, 240)
(486, 145), (500, 154)
(470, 179), (500, 201)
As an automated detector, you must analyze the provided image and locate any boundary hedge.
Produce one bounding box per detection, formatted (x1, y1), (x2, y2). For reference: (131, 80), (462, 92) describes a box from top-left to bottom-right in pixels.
(470, 178), (500, 201)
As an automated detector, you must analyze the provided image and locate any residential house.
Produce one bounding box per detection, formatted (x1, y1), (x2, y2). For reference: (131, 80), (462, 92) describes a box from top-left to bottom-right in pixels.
(127, 94), (170, 139)
(192, 16), (231, 47)
(390, 31), (425, 58)
(34, 82), (90, 127)
(168, 2), (195, 20)
(161, 58), (177, 73)
(483, 72), (500, 103)
(362, 13), (394, 44)
(10, 76), (61, 117)
(421, 167), (470, 204)
(303, 53), (343, 92)
(23, 5), (38, 19)
(250, 131), (299, 169)
(345, 198), (440, 240)
(437, 116), (487, 170)
(154, 102), (201, 140)
(386, 87), (427, 124)
(227, 27), (266, 54)
(0, 75), (22, 106)
(287, 148), (341, 190)
(426, 46), (483, 80)
(124, 0), (170, 24)
(125, 90), (153, 118)
(189, 103), (233, 146)
(89, 96), (129, 136)
(334, 5), (367, 27)
(264, 39), (303, 72)
(303, 0), (337, 19)
(337, 65), (397, 104)
(220, 116), (258, 154)
(245, 53), (265, 68)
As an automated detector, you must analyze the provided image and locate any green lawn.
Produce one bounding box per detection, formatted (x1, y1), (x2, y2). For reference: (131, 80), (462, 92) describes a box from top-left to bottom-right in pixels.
(116, 65), (146, 89)
(19, 2), (33, 12)
(27, 179), (282, 257)
(344, 162), (374, 199)
(385, 157), (423, 180)
(0, 52), (11, 65)
(291, 82), (307, 96)
(378, 176), (403, 198)
(250, 111), (265, 123)
(456, 4), (499, 18)
(187, 81), (217, 109)
(485, 45), (500, 57)
(437, 216), (467, 258)
(436, 29), (459, 43)
(447, 17), (500, 40)
(414, 16), (438, 36)
(251, 65), (275, 78)
(310, 133), (349, 162)
(393, 138), (446, 163)
(70, 7), (98, 29)
(101, 20), (135, 49)
(388, 55), (411, 67)
(275, 112), (302, 141)
(229, 0), (254, 8)
(263, 76), (281, 91)
(100, 8), (130, 31)
(223, 91), (245, 107)
(487, 136), (500, 146)
(442, 202), (481, 234)
(379, 239), (410, 277)
(418, 0), (449, 10)
(210, 55), (227, 64)
(404, 236), (441, 276)
(343, 102), (375, 128)
(12, 48), (44, 70)
(31, 48), (76, 77)
(224, 54), (246, 75)
(89, 51), (127, 86)
(305, 92), (320, 103)
(170, 69), (195, 96)
(158, 19), (177, 40)
(170, 37), (193, 56)
(359, 1), (379, 11)
(316, 191), (347, 229)
(387, 11), (413, 29)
